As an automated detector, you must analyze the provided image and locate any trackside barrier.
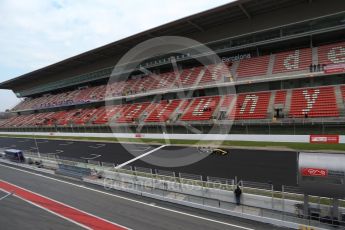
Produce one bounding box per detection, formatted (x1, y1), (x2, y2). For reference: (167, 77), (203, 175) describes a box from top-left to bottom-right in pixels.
(56, 164), (91, 179)
(0, 131), (316, 143)
(19, 151), (345, 229)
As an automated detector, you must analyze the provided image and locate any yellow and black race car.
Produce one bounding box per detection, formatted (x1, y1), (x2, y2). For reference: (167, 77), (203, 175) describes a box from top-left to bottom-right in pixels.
(211, 148), (228, 156)
(197, 147), (228, 156)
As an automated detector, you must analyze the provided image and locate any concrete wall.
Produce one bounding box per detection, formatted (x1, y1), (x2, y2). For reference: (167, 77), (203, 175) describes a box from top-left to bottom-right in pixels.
(20, 154), (332, 230)
(2, 131), (345, 144)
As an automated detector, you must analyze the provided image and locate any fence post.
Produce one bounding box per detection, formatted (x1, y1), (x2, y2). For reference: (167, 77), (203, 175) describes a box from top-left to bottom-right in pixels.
(271, 184), (274, 209)
(282, 185), (285, 220)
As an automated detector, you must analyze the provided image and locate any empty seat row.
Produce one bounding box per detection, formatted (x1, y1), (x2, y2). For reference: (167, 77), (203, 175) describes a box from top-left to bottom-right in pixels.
(317, 41), (345, 66)
(273, 48), (312, 74)
(3, 86), (344, 128)
(229, 92), (271, 119)
(180, 96), (221, 121)
(11, 65), (211, 111)
(289, 86), (339, 118)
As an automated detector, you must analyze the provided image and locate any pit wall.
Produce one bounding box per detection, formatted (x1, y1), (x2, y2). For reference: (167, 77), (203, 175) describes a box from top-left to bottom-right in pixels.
(0, 132), (344, 144)
(22, 156), (331, 230)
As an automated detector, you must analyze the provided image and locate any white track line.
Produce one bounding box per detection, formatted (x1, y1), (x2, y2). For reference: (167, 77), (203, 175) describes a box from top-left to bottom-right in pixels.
(36, 140), (49, 144)
(115, 145), (167, 169)
(0, 189), (13, 201)
(88, 144), (106, 149)
(0, 163), (253, 230)
(129, 146), (152, 152)
(59, 142), (74, 146)
(18, 139), (30, 143)
(0, 182), (131, 230)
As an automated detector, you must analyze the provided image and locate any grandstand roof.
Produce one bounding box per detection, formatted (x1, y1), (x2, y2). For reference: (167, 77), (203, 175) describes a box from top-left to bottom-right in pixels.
(0, 0), (342, 91)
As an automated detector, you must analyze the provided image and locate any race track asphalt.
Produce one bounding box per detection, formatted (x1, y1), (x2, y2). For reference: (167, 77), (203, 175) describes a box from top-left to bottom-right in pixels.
(0, 190), (84, 230)
(0, 137), (298, 188)
(0, 164), (286, 230)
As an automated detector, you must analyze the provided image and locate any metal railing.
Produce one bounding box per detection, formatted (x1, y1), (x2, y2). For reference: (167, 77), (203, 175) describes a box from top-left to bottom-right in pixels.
(8, 151), (345, 229)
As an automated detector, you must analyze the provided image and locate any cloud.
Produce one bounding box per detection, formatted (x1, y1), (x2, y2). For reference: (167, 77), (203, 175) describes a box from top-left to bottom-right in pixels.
(0, 0), (233, 111)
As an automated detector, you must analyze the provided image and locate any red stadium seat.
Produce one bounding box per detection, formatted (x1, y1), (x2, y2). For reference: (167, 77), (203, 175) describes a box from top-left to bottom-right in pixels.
(116, 102), (151, 123)
(274, 90), (287, 106)
(236, 55), (270, 78)
(273, 48), (312, 74)
(318, 41), (345, 65)
(289, 86), (339, 118)
(93, 105), (122, 124)
(145, 99), (182, 122)
(198, 63), (229, 84)
(180, 96), (220, 121)
(229, 92), (271, 120)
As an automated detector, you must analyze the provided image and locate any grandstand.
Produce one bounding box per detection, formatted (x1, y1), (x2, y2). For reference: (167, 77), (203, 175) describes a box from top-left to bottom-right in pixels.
(1, 0), (345, 136)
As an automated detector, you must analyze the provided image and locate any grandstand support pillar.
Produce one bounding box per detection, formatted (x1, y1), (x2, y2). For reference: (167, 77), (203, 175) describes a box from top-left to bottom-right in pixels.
(303, 194), (309, 218)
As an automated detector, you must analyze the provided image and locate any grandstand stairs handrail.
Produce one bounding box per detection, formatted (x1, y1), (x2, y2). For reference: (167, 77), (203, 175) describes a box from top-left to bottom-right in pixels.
(198, 64), (227, 87)
(214, 96), (227, 120)
(267, 91), (276, 119)
(177, 98), (195, 120)
(105, 108), (122, 125)
(192, 67), (206, 87)
(283, 89), (292, 118)
(334, 85), (345, 117)
(168, 100), (186, 123)
(267, 53), (275, 77)
(225, 95), (237, 119)
(177, 67), (193, 86)
(138, 103), (157, 123)
(87, 107), (105, 124)
(128, 76), (144, 93)
(209, 96), (222, 120)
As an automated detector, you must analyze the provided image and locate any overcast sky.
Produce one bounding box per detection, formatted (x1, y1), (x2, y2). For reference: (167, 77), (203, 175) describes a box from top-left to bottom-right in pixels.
(0, 0), (233, 112)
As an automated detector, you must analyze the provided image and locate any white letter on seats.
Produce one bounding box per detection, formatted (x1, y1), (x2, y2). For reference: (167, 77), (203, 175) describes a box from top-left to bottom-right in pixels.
(302, 89), (320, 114)
(283, 50), (300, 70)
(328, 47), (345, 64)
(240, 95), (258, 114)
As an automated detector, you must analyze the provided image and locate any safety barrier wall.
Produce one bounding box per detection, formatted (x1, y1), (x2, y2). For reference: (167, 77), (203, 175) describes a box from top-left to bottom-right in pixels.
(21, 153), (340, 230)
(2, 131), (342, 143)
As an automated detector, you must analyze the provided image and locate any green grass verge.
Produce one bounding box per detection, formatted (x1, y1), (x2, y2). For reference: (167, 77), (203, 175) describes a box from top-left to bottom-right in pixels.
(1, 133), (345, 152)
